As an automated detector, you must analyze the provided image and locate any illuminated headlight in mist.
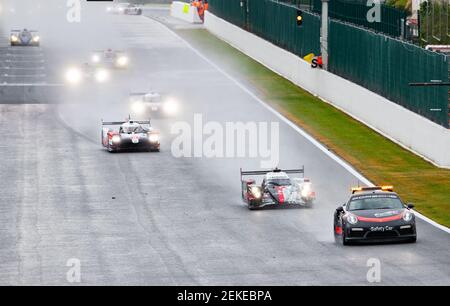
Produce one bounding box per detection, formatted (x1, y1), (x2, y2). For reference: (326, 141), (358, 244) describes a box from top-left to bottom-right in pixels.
(116, 56), (128, 67)
(95, 69), (110, 83)
(132, 101), (146, 114)
(250, 186), (262, 199)
(10, 35), (18, 42)
(92, 54), (101, 63)
(106, 7), (112, 12)
(300, 183), (312, 198)
(32, 36), (40, 42)
(112, 135), (121, 144)
(149, 134), (159, 143)
(65, 68), (82, 84)
(163, 99), (178, 116)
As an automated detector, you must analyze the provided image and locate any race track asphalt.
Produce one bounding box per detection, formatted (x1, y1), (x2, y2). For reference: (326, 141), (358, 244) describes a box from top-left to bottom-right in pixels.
(0, 4), (449, 285)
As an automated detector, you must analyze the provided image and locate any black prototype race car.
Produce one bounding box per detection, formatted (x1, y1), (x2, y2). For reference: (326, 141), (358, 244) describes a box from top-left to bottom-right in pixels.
(10, 29), (40, 47)
(101, 118), (160, 152)
(241, 167), (316, 210)
(334, 186), (417, 245)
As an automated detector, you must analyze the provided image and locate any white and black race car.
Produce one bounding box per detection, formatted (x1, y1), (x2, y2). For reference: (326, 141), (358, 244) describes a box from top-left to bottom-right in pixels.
(91, 49), (129, 69)
(129, 92), (180, 117)
(101, 117), (160, 152)
(241, 167), (316, 210)
(107, 3), (142, 15)
(10, 29), (40, 47)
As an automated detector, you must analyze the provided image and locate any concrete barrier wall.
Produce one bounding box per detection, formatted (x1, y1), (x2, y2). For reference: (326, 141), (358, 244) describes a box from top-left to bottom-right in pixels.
(204, 11), (450, 168)
(170, 1), (203, 24)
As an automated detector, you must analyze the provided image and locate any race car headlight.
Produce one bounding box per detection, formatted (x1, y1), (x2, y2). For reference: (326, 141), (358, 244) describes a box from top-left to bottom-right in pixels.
(112, 135), (121, 144)
(10, 35), (18, 42)
(300, 183), (312, 198)
(149, 134), (159, 143)
(347, 214), (358, 225)
(163, 99), (178, 115)
(403, 211), (413, 222)
(32, 36), (40, 42)
(91, 54), (101, 63)
(65, 67), (82, 84)
(95, 69), (110, 83)
(116, 56), (129, 67)
(250, 186), (262, 199)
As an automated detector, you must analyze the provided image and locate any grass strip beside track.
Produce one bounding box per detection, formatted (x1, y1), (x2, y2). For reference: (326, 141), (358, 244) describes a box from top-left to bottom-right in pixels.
(177, 28), (450, 228)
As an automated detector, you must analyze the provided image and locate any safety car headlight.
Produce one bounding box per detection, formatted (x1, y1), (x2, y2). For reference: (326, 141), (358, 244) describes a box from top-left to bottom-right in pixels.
(112, 135), (121, 144)
(32, 36), (40, 42)
(163, 99), (178, 115)
(250, 186), (262, 199)
(95, 69), (110, 83)
(65, 67), (82, 84)
(403, 211), (413, 222)
(116, 56), (128, 67)
(347, 214), (358, 225)
(149, 134), (159, 143)
(10, 35), (18, 42)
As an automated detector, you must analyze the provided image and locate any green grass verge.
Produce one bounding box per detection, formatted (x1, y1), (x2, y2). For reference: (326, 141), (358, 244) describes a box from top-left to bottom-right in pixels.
(177, 28), (450, 227)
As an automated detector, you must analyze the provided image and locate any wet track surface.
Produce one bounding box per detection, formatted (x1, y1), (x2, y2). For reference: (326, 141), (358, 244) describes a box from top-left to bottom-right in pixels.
(0, 5), (449, 285)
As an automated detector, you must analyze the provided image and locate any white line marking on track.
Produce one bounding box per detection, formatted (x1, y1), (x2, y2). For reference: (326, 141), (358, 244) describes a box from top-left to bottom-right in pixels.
(151, 16), (450, 233)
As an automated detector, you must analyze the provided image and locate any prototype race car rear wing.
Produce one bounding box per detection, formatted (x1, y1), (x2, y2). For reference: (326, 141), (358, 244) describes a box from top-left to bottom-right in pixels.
(102, 119), (151, 126)
(11, 30), (38, 33)
(240, 167), (305, 180)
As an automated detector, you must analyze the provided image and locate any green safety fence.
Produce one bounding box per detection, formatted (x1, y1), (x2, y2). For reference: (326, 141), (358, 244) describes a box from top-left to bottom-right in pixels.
(208, 0), (248, 29)
(209, 0), (320, 57)
(329, 20), (449, 127)
(311, 0), (407, 38)
(246, 0), (321, 57)
(208, 0), (449, 127)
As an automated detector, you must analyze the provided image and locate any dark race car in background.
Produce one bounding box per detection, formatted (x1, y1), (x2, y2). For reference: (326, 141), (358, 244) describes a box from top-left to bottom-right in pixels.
(334, 186), (417, 245)
(10, 29), (40, 47)
(107, 3), (142, 15)
(101, 117), (160, 152)
(241, 167), (316, 210)
(91, 49), (129, 69)
(129, 92), (180, 118)
(65, 63), (111, 85)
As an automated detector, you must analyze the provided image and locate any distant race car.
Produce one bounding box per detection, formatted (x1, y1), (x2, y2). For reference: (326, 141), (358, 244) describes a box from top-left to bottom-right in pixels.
(240, 167), (316, 210)
(65, 63), (111, 85)
(91, 49), (129, 69)
(10, 29), (40, 47)
(333, 186), (417, 245)
(101, 117), (160, 152)
(130, 92), (179, 117)
(107, 3), (142, 15)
